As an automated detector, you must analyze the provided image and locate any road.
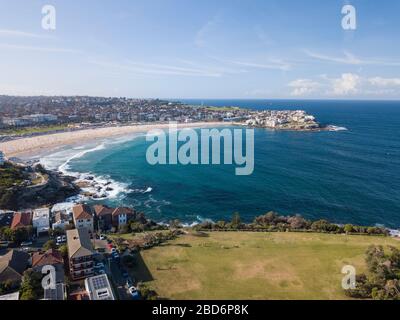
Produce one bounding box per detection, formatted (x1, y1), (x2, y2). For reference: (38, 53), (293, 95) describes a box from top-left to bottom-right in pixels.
(106, 255), (131, 300)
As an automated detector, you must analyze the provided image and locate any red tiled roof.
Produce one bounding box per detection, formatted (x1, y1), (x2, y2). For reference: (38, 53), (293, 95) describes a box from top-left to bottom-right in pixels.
(32, 249), (64, 267)
(112, 207), (134, 217)
(94, 205), (113, 217)
(11, 212), (32, 230)
(72, 204), (93, 220)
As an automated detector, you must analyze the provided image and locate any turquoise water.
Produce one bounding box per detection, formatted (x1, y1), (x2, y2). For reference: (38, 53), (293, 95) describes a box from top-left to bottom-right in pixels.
(56, 100), (400, 227)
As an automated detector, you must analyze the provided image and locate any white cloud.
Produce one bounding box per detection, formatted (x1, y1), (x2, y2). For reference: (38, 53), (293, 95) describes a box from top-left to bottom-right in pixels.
(0, 43), (80, 53)
(229, 59), (291, 71)
(286, 73), (400, 97)
(304, 50), (400, 67)
(368, 77), (400, 87)
(89, 59), (223, 78)
(288, 79), (320, 96)
(305, 50), (362, 65)
(0, 29), (54, 39)
(331, 73), (361, 95)
(195, 17), (219, 48)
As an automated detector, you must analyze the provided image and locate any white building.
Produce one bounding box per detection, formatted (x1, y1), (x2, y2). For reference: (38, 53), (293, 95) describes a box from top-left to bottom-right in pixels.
(32, 208), (50, 236)
(72, 205), (94, 232)
(85, 274), (115, 300)
(0, 151), (5, 165)
(0, 292), (20, 300)
(52, 211), (71, 230)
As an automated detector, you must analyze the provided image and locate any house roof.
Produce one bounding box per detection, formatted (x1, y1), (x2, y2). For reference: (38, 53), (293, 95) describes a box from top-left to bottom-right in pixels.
(32, 249), (64, 267)
(0, 212), (13, 228)
(0, 292), (20, 300)
(72, 205), (93, 220)
(0, 250), (30, 280)
(94, 205), (113, 217)
(44, 283), (66, 301)
(112, 207), (134, 217)
(54, 211), (69, 223)
(67, 228), (94, 259)
(10, 212), (32, 229)
(85, 274), (115, 300)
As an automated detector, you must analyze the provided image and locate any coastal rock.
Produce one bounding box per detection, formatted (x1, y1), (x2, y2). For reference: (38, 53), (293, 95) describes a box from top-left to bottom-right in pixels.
(75, 181), (91, 188)
(0, 165), (80, 210)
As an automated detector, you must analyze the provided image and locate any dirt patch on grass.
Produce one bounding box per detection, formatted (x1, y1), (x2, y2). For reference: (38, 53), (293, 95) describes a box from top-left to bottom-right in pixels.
(233, 260), (302, 287)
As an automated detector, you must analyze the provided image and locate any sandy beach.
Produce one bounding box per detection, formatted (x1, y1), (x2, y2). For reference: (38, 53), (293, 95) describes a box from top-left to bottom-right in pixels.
(0, 122), (227, 159)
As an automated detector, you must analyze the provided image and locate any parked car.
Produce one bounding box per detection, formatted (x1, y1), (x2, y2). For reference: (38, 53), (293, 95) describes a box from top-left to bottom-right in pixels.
(100, 235), (107, 240)
(56, 235), (67, 245)
(126, 278), (134, 288)
(112, 253), (120, 261)
(111, 248), (117, 254)
(95, 262), (105, 269)
(20, 241), (33, 247)
(128, 286), (140, 300)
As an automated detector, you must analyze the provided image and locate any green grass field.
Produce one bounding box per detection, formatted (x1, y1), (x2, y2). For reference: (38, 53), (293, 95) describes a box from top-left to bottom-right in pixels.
(134, 231), (400, 300)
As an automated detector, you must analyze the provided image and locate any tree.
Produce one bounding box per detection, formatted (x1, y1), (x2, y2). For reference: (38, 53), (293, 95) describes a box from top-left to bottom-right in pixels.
(344, 224), (354, 234)
(288, 215), (308, 230)
(231, 212), (242, 229)
(346, 246), (400, 300)
(365, 245), (386, 274)
(59, 244), (68, 258)
(43, 240), (57, 251)
(139, 283), (158, 300)
(19, 269), (43, 300)
(0, 279), (16, 295)
(1, 226), (33, 244)
(169, 219), (182, 229)
(215, 221), (227, 230)
(311, 220), (339, 233)
(20, 287), (36, 301)
(130, 222), (145, 233)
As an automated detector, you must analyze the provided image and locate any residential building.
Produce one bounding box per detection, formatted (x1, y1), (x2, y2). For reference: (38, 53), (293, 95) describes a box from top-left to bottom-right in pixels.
(0, 211), (13, 228)
(2, 114), (57, 127)
(32, 208), (50, 236)
(94, 205), (113, 231)
(0, 250), (30, 285)
(52, 211), (71, 230)
(43, 283), (67, 301)
(0, 292), (20, 300)
(69, 289), (89, 300)
(31, 249), (65, 283)
(66, 228), (94, 280)
(72, 204), (94, 232)
(0, 151), (5, 165)
(112, 207), (135, 228)
(10, 212), (32, 230)
(84, 274), (115, 300)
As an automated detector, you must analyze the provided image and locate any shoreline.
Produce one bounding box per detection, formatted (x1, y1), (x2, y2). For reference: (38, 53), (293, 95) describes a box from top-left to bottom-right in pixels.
(0, 121), (228, 159)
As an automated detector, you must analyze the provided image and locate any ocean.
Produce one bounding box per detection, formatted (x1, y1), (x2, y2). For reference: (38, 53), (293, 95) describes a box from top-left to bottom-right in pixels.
(41, 100), (400, 228)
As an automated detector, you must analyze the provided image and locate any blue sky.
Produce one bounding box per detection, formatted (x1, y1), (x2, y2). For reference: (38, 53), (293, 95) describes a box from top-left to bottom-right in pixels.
(0, 0), (399, 99)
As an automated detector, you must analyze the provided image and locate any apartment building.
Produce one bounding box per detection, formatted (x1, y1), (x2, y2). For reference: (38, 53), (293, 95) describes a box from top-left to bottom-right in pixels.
(66, 228), (94, 280)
